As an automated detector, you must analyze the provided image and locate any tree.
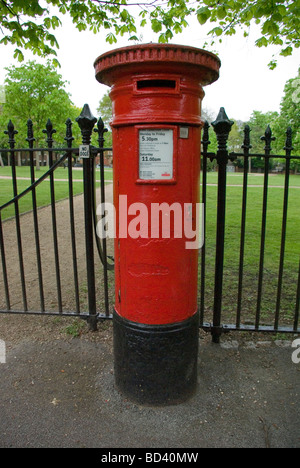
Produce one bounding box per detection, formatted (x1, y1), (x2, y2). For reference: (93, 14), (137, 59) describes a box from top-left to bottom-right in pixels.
(0, 0), (299, 69)
(247, 110), (279, 152)
(245, 110), (279, 170)
(97, 90), (112, 129)
(97, 90), (112, 147)
(228, 120), (245, 153)
(0, 60), (81, 147)
(194, 0), (300, 69)
(0, 84), (5, 105)
(272, 68), (300, 172)
(273, 68), (300, 152)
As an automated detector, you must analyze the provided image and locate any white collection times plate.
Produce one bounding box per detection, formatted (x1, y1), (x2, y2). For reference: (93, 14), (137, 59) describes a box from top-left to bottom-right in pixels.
(139, 129), (173, 180)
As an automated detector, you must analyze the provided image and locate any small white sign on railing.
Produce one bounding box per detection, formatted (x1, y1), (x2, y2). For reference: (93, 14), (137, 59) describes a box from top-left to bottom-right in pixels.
(79, 145), (90, 159)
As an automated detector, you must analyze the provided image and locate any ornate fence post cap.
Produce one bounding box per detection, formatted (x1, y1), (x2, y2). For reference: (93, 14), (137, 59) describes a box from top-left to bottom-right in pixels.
(211, 107), (234, 162)
(211, 107), (234, 132)
(76, 103), (97, 124)
(76, 104), (97, 145)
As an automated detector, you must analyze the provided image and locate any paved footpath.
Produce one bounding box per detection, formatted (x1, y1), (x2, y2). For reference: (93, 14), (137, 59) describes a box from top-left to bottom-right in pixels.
(0, 318), (299, 448)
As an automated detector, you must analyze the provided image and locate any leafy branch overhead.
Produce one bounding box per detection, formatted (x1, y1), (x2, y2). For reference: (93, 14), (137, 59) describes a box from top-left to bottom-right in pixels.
(0, 0), (299, 68)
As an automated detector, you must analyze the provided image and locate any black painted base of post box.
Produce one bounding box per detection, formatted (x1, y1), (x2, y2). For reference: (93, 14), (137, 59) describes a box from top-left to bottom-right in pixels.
(113, 311), (199, 406)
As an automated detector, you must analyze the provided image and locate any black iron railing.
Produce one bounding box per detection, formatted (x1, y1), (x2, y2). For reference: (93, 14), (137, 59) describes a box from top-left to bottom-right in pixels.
(0, 104), (113, 329)
(0, 105), (299, 342)
(201, 107), (300, 342)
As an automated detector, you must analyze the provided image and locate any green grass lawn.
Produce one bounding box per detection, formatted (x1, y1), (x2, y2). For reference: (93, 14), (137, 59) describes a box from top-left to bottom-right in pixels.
(0, 166), (113, 220)
(203, 172), (300, 187)
(0, 165), (113, 181)
(0, 178), (85, 220)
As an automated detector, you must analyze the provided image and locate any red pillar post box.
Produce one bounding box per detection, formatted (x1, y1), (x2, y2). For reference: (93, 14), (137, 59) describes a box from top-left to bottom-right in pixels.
(94, 44), (220, 404)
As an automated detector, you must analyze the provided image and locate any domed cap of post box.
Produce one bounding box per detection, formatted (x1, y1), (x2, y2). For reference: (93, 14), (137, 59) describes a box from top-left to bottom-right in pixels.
(94, 43), (221, 87)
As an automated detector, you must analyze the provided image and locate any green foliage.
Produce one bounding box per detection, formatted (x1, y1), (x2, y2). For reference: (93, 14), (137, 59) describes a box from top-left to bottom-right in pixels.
(234, 68), (300, 171)
(273, 68), (300, 153)
(0, 0), (61, 64)
(240, 111), (278, 170)
(64, 319), (85, 337)
(243, 70), (300, 171)
(0, 61), (81, 146)
(0, 84), (5, 103)
(97, 91), (112, 128)
(195, 0), (300, 68)
(0, 0), (137, 64)
(274, 68), (300, 171)
(0, 0), (299, 68)
(246, 110), (279, 154)
(204, 67), (300, 171)
(228, 120), (245, 153)
(201, 108), (218, 153)
(96, 90), (113, 146)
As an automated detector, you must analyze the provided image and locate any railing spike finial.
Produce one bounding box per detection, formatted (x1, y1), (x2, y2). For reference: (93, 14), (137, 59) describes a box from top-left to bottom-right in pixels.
(4, 120), (18, 148)
(65, 118), (74, 148)
(211, 107), (234, 162)
(261, 125), (275, 155)
(94, 117), (108, 147)
(76, 104), (97, 145)
(26, 119), (35, 145)
(202, 120), (213, 161)
(284, 126), (293, 156)
(43, 119), (57, 145)
(201, 120), (211, 152)
(242, 125), (252, 152)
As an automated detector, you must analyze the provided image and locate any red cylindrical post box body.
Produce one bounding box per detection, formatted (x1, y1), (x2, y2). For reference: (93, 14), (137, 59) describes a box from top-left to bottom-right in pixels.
(95, 44), (220, 404)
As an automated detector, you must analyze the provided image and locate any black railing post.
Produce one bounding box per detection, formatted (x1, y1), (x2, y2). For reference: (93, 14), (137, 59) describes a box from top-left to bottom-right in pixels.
(76, 105), (98, 331)
(27, 119), (45, 313)
(5, 120), (28, 311)
(94, 118), (111, 318)
(200, 121), (210, 327)
(275, 127), (293, 329)
(43, 119), (63, 313)
(255, 125), (275, 329)
(65, 118), (80, 315)
(211, 108), (234, 343)
(236, 125), (252, 328)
